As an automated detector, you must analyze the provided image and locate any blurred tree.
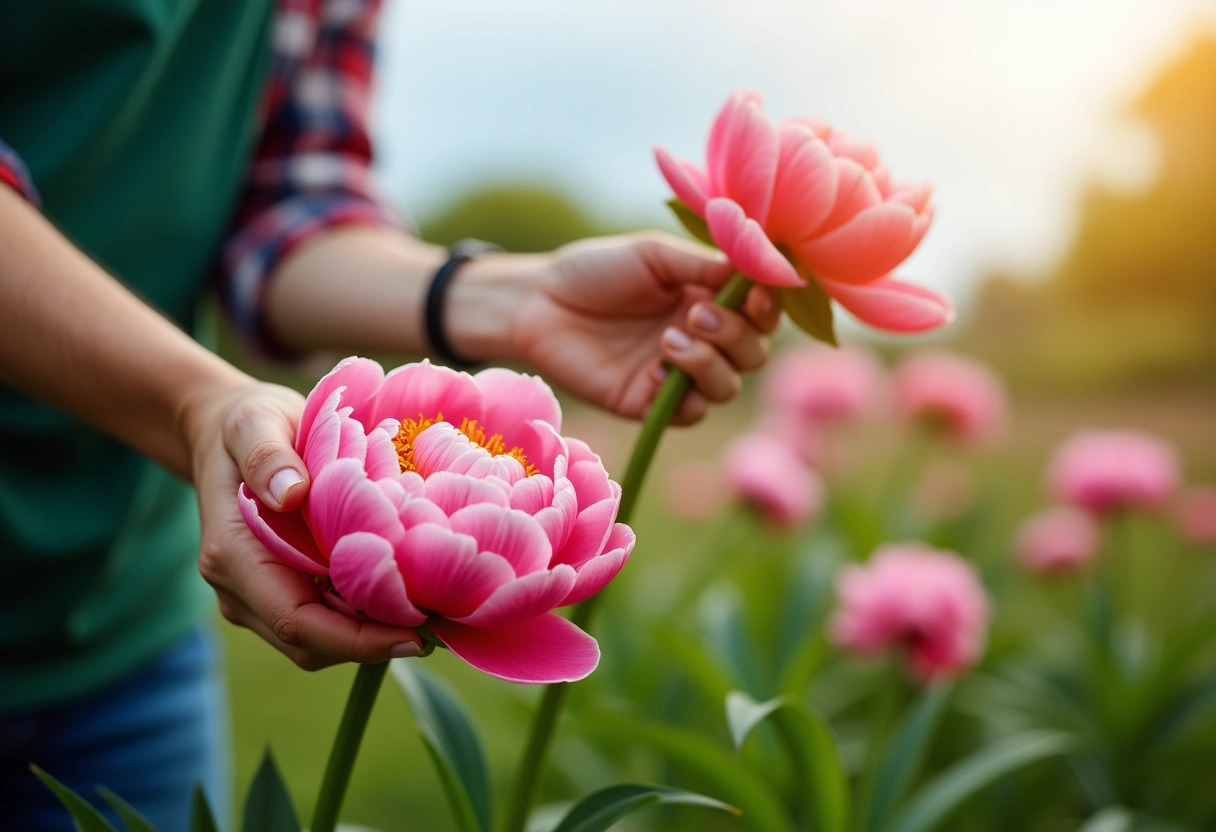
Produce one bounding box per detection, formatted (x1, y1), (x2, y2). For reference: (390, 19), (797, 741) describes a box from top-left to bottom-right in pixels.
(417, 183), (620, 252)
(966, 35), (1216, 390)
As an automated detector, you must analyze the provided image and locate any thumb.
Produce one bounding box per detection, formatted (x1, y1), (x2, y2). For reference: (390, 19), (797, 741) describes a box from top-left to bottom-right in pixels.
(638, 232), (735, 291)
(224, 395), (310, 512)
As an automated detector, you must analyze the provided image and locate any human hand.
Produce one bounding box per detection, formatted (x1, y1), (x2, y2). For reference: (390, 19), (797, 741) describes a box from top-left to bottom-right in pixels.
(508, 232), (781, 424)
(181, 380), (423, 670)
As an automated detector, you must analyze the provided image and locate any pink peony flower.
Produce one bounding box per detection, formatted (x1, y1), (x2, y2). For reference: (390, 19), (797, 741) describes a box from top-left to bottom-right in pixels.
(1047, 429), (1180, 515)
(1175, 485), (1216, 545)
(830, 544), (990, 681)
(762, 344), (887, 427)
(1014, 506), (1102, 576)
(723, 433), (824, 529)
(238, 358), (635, 684)
(655, 90), (952, 333)
(893, 350), (1007, 446)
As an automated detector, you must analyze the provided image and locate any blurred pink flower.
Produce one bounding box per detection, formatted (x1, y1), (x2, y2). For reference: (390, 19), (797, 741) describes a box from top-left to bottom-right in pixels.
(655, 90), (952, 333)
(1047, 429), (1180, 515)
(664, 459), (730, 522)
(893, 350), (1007, 446)
(762, 344), (888, 427)
(238, 358), (634, 684)
(830, 543), (990, 681)
(723, 432), (824, 529)
(1014, 506), (1102, 576)
(1174, 484), (1216, 544)
(914, 460), (978, 521)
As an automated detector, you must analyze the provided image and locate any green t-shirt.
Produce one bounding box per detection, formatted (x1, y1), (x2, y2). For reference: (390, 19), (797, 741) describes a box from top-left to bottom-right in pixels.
(0, 0), (272, 709)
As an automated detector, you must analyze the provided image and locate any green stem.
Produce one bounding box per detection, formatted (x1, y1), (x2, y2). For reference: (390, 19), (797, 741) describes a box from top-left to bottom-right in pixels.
(311, 661), (389, 832)
(501, 272), (754, 832)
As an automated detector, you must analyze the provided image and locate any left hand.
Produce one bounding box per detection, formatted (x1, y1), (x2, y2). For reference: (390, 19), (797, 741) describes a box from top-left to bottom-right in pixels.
(508, 231), (781, 425)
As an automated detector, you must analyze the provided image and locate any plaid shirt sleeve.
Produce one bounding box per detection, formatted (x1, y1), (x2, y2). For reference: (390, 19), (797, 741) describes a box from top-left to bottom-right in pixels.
(0, 138), (40, 207)
(219, 0), (403, 349)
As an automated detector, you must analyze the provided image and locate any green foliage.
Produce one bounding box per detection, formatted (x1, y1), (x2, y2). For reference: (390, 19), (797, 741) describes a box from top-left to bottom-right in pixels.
(550, 784), (738, 832)
(418, 184), (616, 252)
(190, 785), (219, 832)
(97, 787), (158, 832)
(30, 766), (120, 832)
(390, 660), (493, 832)
(779, 280), (838, 347)
(666, 199), (717, 248)
(241, 751), (299, 832)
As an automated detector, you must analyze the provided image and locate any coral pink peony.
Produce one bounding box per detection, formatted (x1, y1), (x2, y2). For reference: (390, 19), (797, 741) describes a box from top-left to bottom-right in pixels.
(723, 433), (824, 528)
(1047, 430), (1180, 515)
(655, 90), (952, 333)
(1014, 506), (1102, 576)
(762, 344), (887, 427)
(238, 358), (635, 684)
(830, 544), (990, 680)
(893, 351), (1007, 446)
(1175, 485), (1216, 545)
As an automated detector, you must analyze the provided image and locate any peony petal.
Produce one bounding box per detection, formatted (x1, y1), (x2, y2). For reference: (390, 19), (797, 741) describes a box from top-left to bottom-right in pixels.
(370, 360), (483, 428)
(815, 158), (882, 235)
(706, 91), (778, 226)
(396, 523), (515, 618)
(238, 484), (329, 574)
(364, 427), (401, 480)
(819, 275), (954, 333)
(448, 503), (552, 576)
(534, 477), (580, 555)
(297, 357), (384, 455)
(306, 458), (404, 557)
(705, 198), (804, 288)
(430, 613), (600, 683)
(425, 471), (511, 515)
(329, 532), (427, 627)
(654, 145), (711, 215)
(792, 202), (918, 284)
(509, 474), (555, 515)
(553, 491), (620, 569)
(453, 564), (577, 628)
(766, 124), (837, 244)
(302, 390), (345, 473)
(565, 438), (614, 509)
(561, 524), (634, 605)
(473, 368), (563, 462)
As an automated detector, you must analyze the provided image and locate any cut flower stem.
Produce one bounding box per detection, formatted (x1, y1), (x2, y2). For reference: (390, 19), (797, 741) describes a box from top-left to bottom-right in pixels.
(312, 660), (389, 832)
(502, 271), (754, 832)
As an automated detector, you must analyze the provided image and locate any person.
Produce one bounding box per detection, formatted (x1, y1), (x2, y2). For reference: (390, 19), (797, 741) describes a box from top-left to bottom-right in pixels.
(0, 1), (779, 829)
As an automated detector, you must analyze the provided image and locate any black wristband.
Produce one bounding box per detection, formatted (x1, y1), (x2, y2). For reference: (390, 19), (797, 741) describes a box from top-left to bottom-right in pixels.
(423, 239), (500, 368)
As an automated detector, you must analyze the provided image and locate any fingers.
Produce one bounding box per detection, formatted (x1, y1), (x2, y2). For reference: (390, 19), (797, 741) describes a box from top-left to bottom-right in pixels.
(686, 302), (770, 372)
(660, 326), (741, 404)
(633, 231), (737, 291)
(743, 285), (782, 334)
(223, 391), (309, 511)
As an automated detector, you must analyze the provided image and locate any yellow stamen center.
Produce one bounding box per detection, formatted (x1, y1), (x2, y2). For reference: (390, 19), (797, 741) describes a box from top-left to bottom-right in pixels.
(393, 413), (537, 477)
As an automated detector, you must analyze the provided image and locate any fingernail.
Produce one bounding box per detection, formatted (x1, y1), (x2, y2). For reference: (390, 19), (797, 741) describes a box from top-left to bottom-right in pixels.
(269, 468), (305, 508)
(692, 305), (720, 332)
(712, 250), (730, 263)
(650, 364), (669, 384)
(663, 327), (693, 352)
(389, 641), (422, 659)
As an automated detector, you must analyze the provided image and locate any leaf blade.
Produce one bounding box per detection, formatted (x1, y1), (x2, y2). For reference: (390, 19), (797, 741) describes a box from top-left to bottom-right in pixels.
(550, 783), (737, 832)
(725, 692), (849, 832)
(29, 765), (121, 832)
(241, 750), (299, 832)
(862, 683), (952, 832)
(97, 786), (158, 832)
(778, 279), (837, 347)
(666, 199), (717, 248)
(391, 660), (492, 832)
(190, 784), (220, 832)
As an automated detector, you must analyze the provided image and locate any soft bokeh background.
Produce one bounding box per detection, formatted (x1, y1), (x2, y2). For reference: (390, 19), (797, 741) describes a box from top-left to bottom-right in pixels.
(218, 3), (1216, 829)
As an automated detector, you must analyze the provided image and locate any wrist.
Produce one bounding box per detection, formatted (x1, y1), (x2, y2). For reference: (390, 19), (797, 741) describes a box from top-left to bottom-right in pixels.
(443, 251), (551, 366)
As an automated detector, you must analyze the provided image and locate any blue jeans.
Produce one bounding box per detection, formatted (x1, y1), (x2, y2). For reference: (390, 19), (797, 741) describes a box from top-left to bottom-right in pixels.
(1, 628), (232, 832)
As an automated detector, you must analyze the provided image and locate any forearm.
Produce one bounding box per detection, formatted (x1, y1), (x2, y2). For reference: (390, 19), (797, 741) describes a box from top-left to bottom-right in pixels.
(0, 186), (252, 480)
(263, 226), (548, 364)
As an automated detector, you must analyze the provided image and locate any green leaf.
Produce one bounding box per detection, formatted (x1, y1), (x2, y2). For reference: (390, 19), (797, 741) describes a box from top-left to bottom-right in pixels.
(241, 750), (299, 832)
(97, 786), (158, 832)
(578, 710), (794, 832)
(725, 692), (849, 832)
(862, 683), (953, 832)
(29, 765), (120, 832)
(1077, 807), (1134, 832)
(885, 730), (1075, 832)
(391, 660), (492, 832)
(190, 784), (220, 832)
(550, 783), (737, 832)
(666, 198), (717, 247)
(779, 279), (837, 347)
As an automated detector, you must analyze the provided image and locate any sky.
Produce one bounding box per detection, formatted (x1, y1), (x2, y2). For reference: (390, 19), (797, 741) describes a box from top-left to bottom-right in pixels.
(370, 1), (1216, 315)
